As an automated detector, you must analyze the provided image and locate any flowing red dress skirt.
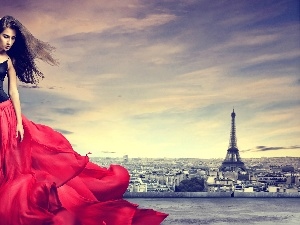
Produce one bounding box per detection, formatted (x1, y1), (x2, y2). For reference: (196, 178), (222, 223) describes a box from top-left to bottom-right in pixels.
(0, 100), (167, 225)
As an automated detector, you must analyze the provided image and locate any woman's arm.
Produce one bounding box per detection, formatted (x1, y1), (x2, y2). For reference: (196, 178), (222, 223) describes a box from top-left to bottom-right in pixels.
(7, 58), (24, 141)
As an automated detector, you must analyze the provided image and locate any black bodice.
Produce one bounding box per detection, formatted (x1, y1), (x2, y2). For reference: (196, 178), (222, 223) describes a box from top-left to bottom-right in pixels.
(0, 60), (8, 81)
(0, 60), (10, 103)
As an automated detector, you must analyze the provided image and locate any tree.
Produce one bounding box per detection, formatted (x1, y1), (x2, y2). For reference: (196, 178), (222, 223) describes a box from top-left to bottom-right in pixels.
(175, 177), (205, 192)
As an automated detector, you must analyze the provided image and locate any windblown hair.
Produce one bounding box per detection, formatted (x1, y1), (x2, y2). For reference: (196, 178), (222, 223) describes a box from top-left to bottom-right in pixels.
(0, 15), (57, 84)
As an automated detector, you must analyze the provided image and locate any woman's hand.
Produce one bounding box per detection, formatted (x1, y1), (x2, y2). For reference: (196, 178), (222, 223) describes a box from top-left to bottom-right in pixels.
(16, 123), (24, 142)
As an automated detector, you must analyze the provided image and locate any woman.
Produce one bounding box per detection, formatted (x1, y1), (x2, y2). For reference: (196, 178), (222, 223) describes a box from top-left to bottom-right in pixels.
(0, 15), (167, 225)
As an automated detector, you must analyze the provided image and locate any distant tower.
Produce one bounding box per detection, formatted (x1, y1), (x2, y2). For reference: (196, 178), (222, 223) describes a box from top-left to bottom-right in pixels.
(219, 109), (246, 172)
(123, 155), (128, 163)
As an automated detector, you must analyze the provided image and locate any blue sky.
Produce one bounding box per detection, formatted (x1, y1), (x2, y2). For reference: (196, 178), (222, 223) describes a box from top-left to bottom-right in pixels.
(1, 0), (299, 158)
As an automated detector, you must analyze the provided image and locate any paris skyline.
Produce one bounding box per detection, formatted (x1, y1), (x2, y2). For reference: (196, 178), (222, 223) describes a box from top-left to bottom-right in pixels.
(1, 0), (299, 159)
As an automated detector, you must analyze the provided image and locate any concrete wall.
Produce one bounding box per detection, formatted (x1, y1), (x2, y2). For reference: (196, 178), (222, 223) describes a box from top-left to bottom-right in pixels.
(233, 192), (300, 198)
(124, 192), (300, 198)
(124, 192), (231, 198)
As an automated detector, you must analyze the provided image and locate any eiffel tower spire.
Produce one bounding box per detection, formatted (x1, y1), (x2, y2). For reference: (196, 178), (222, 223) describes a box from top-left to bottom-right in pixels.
(219, 109), (246, 172)
(229, 108), (237, 149)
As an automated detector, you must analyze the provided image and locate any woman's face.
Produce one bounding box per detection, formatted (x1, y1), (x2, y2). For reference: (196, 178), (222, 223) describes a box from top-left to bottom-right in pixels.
(0, 27), (16, 52)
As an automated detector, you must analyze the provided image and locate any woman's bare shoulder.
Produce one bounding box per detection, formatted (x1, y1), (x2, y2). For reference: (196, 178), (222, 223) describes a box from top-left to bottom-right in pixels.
(0, 54), (9, 63)
(6, 57), (15, 70)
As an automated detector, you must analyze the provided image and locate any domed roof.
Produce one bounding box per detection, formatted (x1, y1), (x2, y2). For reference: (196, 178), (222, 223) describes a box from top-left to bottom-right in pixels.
(281, 165), (294, 172)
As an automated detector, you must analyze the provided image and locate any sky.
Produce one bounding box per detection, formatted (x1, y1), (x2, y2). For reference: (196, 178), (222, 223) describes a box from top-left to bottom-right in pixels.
(1, 0), (299, 159)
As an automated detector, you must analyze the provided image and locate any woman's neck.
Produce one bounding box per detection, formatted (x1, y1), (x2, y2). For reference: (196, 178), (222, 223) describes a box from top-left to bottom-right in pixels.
(0, 52), (8, 62)
(0, 50), (7, 55)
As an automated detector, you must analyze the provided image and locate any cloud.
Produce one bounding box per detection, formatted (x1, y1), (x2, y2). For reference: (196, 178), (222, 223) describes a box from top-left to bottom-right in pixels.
(54, 128), (74, 135)
(244, 50), (300, 68)
(1, 0), (299, 158)
(118, 13), (177, 32)
(254, 145), (300, 152)
(240, 149), (252, 153)
(53, 107), (82, 115)
(217, 0), (295, 28)
(1, 0), (179, 43)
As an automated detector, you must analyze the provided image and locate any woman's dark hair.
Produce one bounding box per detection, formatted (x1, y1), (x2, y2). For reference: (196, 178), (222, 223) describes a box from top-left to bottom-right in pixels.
(0, 15), (57, 84)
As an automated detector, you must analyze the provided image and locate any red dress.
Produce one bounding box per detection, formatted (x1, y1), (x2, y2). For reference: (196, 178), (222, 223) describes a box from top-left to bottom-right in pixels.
(0, 100), (167, 225)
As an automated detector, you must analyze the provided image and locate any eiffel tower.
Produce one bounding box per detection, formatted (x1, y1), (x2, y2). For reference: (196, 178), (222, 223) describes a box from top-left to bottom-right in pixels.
(219, 109), (246, 172)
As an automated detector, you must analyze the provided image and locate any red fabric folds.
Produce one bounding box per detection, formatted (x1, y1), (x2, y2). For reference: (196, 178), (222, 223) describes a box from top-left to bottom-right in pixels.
(0, 100), (168, 225)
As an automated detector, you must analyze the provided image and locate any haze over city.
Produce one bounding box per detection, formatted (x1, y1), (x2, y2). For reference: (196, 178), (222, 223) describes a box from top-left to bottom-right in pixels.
(1, 0), (299, 159)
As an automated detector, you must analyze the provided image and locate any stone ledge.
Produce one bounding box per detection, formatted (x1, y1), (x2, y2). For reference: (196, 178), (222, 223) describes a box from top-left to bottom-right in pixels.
(124, 192), (300, 198)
